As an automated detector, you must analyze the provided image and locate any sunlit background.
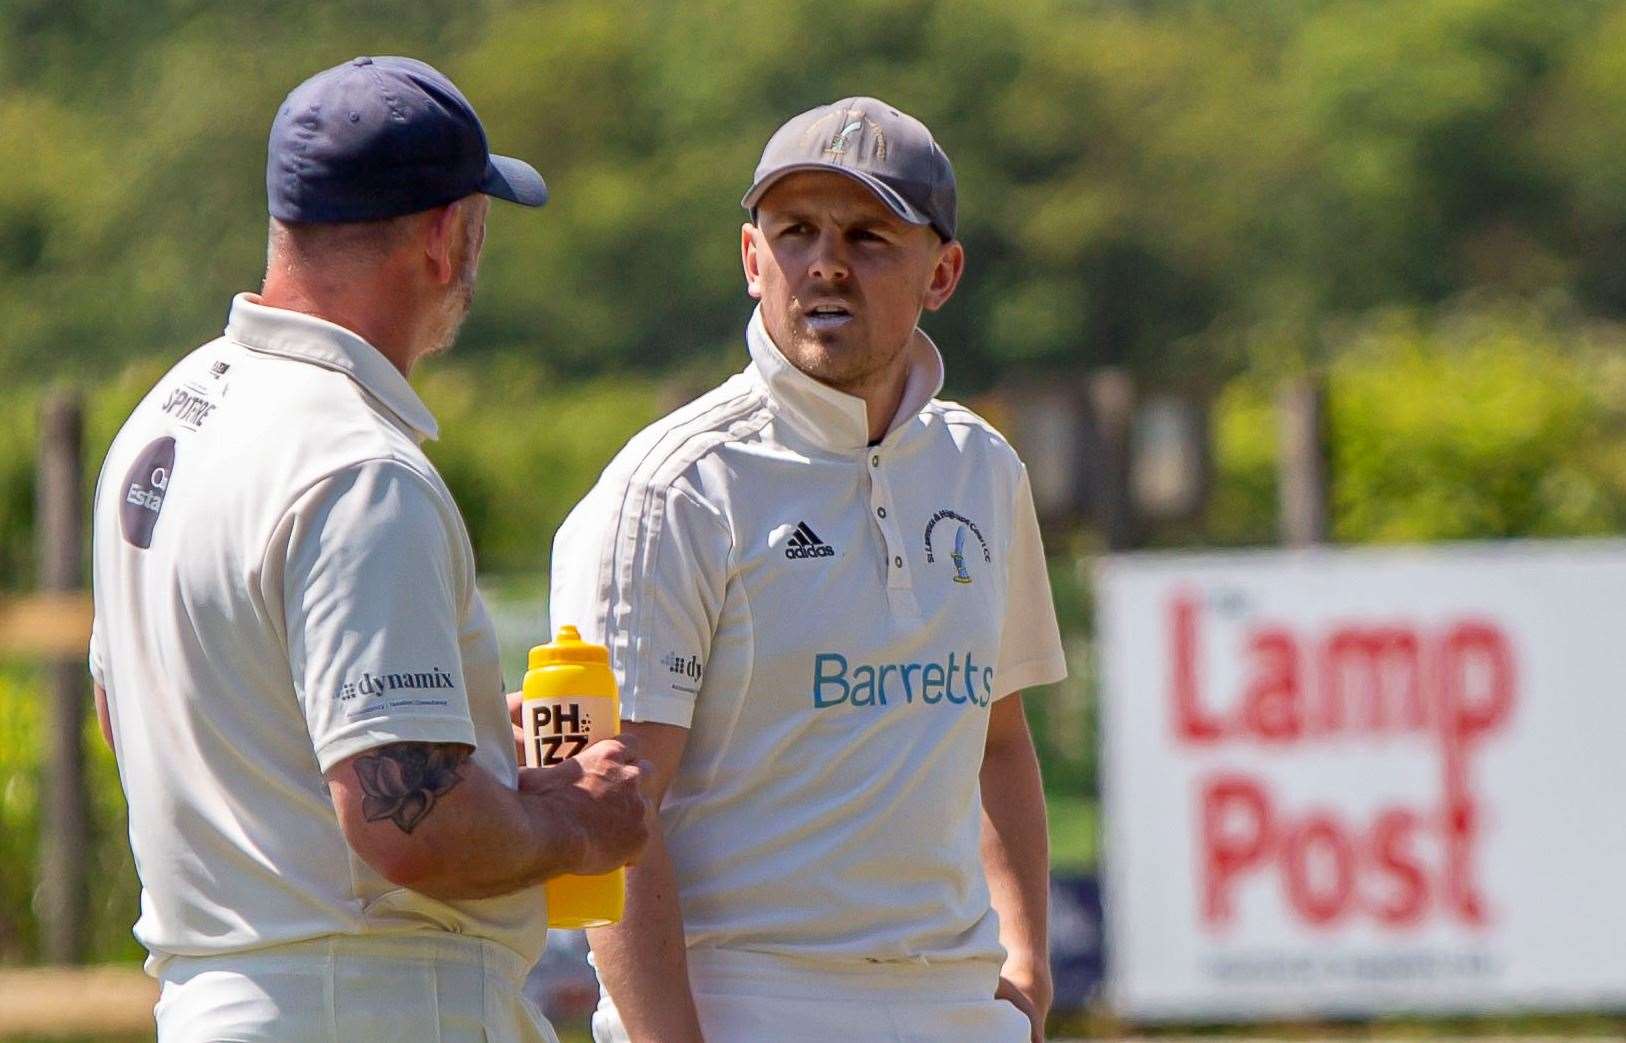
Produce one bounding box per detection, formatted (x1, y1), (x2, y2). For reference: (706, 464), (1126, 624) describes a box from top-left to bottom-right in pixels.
(5, 0), (1626, 1038)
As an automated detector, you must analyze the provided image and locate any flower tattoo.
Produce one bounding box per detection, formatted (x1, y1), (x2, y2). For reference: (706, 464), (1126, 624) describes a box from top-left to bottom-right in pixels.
(353, 742), (470, 834)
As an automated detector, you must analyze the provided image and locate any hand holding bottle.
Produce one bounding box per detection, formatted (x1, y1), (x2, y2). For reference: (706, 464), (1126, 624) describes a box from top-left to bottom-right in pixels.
(518, 736), (650, 876)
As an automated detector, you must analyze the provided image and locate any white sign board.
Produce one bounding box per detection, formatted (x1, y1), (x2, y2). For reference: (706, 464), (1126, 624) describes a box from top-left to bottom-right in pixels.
(1098, 541), (1626, 1019)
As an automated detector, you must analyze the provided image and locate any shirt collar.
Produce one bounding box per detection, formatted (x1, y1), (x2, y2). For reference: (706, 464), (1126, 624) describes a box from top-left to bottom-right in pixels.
(745, 306), (945, 453)
(223, 293), (439, 442)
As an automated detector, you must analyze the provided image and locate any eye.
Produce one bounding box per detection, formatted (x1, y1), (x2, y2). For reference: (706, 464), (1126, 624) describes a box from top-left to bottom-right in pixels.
(777, 222), (813, 238)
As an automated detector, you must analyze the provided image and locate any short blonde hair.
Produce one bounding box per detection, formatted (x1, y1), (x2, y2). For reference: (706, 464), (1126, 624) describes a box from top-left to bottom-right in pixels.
(265, 213), (419, 274)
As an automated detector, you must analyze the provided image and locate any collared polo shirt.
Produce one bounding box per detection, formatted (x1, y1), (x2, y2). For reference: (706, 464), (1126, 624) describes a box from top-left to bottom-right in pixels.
(550, 308), (1067, 967)
(89, 294), (547, 970)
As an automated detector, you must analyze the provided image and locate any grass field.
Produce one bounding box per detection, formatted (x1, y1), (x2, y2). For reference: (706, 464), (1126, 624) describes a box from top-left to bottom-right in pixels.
(1047, 791), (1097, 871)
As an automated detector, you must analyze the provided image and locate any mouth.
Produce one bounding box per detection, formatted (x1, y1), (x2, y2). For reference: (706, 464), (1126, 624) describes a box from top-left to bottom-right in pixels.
(803, 302), (855, 331)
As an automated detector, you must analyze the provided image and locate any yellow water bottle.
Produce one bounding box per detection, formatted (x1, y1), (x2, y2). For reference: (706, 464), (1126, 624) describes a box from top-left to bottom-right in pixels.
(522, 625), (625, 928)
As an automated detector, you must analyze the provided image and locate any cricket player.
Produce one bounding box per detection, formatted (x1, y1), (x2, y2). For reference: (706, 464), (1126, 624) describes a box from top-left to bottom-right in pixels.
(88, 57), (649, 1041)
(550, 98), (1067, 1043)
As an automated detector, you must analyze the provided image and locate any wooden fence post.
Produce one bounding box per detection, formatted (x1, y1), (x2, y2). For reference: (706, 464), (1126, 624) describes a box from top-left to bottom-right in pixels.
(1277, 375), (1331, 546)
(36, 392), (88, 964)
(1086, 369), (1140, 550)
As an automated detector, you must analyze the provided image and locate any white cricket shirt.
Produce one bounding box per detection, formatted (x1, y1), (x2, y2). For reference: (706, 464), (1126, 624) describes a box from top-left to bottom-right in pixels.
(550, 308), (1067, 967)
(89, 294), (546, 969)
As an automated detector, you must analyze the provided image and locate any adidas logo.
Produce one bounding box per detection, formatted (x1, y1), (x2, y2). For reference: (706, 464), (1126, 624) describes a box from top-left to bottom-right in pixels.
(784, 521), (836, 560)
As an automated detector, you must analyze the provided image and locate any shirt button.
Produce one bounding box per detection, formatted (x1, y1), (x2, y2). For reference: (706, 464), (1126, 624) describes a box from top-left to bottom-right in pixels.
(894, 556), (903, 568)
(871, 455), (880, 467)
(876, 507), (887, 519)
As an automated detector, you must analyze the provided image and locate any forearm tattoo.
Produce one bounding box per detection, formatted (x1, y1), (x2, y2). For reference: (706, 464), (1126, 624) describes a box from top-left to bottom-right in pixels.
(353, 742), (470, 834)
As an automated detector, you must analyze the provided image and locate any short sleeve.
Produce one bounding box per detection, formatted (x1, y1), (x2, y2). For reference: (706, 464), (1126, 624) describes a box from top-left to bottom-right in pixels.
(993, 464), (1068, 699)
(87, 466), (108, 688)
(88, 614), (107, 687)
(282, 460), (478, 772)
(551, 476), (730, 728)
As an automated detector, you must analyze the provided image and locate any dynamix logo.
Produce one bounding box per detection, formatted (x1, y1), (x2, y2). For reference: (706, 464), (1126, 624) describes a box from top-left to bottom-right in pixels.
(812, 651), (995, 710)
(661, 652), (703, 682)
(339, 668), (456, 701)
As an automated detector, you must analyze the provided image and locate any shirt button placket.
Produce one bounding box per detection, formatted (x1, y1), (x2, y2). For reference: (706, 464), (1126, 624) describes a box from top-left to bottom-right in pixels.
(868, 454), (907, 589)
(869, 449), (920, 617)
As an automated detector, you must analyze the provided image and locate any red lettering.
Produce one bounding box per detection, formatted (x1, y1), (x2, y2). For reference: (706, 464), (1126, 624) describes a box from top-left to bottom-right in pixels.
(1282, 812), (1355, 926)
(1195, 776), (1495, 932)
(1442, 795), (1489, 926)
(1166, 607), (1515, 750)
(1241, 629), (1302, 742)
(1435, 620), (1511, 926)
(1171, 594), (1224, 743)
(1369, 808), (1428, 926)
(1439, 620), (1515, 791)
(1174, 603), (1516, 934)
(1200, 774), (1273, 926)
(1318, 626), (1424, 733)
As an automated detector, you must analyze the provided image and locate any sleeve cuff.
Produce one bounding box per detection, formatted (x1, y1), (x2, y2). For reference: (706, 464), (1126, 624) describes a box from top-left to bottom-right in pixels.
(993, 654), (1069, 701)
(313, 715), (479, 774)
(88, 619), (105, 685)
(622, 690), (697, 729)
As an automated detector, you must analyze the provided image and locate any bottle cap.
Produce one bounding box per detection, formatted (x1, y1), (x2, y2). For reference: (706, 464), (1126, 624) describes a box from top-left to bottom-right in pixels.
(528, 624), (610, 669)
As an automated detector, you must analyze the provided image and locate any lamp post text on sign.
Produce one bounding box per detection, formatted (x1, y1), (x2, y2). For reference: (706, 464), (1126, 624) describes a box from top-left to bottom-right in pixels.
(1099, 543), (1626, 1019)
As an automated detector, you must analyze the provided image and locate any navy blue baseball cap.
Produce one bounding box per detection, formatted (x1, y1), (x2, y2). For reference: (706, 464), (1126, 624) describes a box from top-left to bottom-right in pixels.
(268, 56), (547, 223)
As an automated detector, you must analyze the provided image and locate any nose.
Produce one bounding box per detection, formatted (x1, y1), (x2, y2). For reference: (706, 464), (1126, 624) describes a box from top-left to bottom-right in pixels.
(807, 229), (850, 283)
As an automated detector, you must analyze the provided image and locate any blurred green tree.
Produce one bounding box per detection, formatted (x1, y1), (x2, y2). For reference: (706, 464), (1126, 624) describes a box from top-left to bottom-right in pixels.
(2, 0), (1622, 390)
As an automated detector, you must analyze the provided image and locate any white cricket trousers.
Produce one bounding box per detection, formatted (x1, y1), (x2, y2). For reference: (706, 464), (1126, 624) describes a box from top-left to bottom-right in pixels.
(592, 948), (1031, 1043)
(151, 933), (559, 1043)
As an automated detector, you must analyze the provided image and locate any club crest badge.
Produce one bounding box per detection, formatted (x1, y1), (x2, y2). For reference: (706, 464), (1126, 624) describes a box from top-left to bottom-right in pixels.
(924, 509), (990, 586)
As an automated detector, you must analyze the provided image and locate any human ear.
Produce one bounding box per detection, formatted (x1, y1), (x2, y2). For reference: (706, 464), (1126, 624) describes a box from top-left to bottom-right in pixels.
(922, 239), (965, 312)
(423, 201), (461, 285)
(741, 222), (764, 300)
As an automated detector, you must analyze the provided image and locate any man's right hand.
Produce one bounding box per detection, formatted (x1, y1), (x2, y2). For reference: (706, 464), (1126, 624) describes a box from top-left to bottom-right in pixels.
(519, 736), (653, 875)
(329, 734), (652, 901)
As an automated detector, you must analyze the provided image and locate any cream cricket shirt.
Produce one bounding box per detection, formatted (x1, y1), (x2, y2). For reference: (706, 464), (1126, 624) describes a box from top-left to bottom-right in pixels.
(550, 308), (1067, 967)
(89, 295), (546, 969)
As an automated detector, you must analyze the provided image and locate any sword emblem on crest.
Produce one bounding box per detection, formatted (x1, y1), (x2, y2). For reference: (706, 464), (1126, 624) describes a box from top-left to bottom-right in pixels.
(951, 525), (973, 584)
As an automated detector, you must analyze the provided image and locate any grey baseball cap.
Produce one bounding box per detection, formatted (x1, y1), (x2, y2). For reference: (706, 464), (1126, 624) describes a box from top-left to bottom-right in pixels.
(741, 97), (957, 240)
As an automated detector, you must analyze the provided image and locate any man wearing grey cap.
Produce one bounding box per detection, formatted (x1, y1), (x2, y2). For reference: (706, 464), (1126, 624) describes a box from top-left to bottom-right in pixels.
(88, 56), (649, 1041)
(551, 98), (1068, 1042)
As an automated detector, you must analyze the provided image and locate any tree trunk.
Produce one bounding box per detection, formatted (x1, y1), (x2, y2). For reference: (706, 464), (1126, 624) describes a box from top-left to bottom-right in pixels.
(1277, 375), (1331, 547)
(36, 392), (89, 964)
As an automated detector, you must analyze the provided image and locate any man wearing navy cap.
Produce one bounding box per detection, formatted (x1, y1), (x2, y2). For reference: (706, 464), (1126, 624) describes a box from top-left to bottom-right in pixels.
(552, 98), (1066, 1042)
(88, 57), (649, 1042)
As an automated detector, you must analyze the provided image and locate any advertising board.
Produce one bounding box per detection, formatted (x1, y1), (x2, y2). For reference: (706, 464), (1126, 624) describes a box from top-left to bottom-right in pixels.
(1098, 542), (1626, 1018)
